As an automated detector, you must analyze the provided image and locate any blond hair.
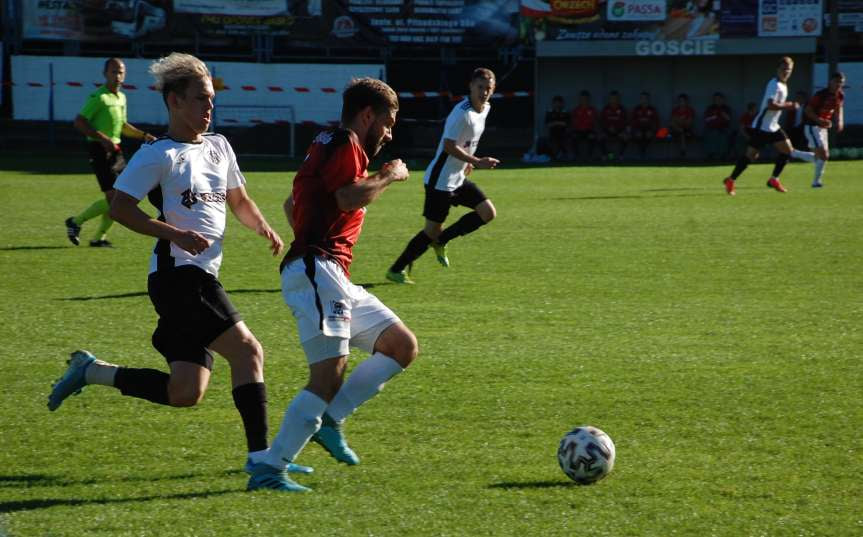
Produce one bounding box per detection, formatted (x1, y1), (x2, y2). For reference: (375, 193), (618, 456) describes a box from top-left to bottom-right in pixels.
(149, 53), (210, 105)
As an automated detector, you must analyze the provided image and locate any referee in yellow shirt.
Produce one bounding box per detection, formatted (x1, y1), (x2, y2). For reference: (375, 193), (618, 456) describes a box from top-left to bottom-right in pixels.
(65, 58), (156, 247)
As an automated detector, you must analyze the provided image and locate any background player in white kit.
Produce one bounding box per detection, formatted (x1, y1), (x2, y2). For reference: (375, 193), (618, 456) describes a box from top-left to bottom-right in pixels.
(803, 71), (846, 188)
(386, 68), (500, 284)
(48, 53), (289, 486)
(722, 56), (815, 196)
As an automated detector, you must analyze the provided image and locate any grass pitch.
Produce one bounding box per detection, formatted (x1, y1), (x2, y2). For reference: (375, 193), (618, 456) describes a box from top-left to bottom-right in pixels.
(0, 154), (860, 536)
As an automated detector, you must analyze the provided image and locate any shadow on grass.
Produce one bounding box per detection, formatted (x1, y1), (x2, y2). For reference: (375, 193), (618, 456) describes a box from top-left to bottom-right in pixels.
(550, 191), (711, 202)
(0, 471), (243, 489)
(0, 488), (239, 513)
(58, 288), (281, 301)
(488, 480), (575, 490)
(0, 245), (69, 251)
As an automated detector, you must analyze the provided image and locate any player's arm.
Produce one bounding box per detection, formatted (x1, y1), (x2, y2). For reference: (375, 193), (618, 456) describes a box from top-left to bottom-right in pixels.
(283, 194), (295, 230)
(442, 139), (499, 169)
(767, 98), (797, 111)
(110, 191), (211, 255)
(836, 105), (844, 133)
(227, 185), (284, 256)
(73, 115), (116, 152)
(335, 159), (409, 212)
(122, 122), (156, 142)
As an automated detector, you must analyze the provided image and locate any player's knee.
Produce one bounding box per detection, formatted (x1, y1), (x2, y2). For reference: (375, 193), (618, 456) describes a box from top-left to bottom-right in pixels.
(478, 203), (496, 223)
(168, 385), (205, 407)
(237, 335), (265, 377)
(391, 329), (419, 368)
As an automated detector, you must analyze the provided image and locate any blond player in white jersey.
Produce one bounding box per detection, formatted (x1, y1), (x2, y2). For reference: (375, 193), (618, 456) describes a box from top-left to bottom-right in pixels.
(387, 68), (500, 283)
(722, 56), (815, 196)
(47, 53), (300, 488)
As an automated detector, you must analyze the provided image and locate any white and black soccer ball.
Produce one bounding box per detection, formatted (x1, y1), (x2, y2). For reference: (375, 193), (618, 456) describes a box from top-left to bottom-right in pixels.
(557, 426), (616, 485)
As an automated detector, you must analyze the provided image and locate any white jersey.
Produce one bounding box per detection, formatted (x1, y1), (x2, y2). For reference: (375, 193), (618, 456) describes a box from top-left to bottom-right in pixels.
(114, 133), (246, 277)
(424, 98), (490, 192)
(751, 77), (787, 133)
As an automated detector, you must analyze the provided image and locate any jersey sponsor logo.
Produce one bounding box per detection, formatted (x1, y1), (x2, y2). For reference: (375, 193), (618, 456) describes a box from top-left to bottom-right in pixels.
(314, 131), (334, 145)
(180, 188), (227, 209)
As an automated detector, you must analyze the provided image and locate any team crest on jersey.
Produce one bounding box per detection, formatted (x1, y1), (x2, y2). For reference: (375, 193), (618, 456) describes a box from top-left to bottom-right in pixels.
(207, 148), (221, 165)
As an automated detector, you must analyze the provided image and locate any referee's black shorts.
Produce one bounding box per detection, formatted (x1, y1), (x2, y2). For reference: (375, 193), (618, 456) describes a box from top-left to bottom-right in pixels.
(422, 180), (488, 224)
(745, 127), (788, 150)
(147, 265), (242, 369)
(87, 141), (127, 192)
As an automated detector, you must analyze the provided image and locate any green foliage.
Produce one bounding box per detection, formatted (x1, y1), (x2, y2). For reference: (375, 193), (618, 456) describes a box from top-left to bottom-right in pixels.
(0, 156), (860, 536)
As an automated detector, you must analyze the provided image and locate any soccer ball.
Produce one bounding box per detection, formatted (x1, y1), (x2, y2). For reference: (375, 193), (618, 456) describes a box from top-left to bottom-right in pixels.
(557, 426), (616, 485)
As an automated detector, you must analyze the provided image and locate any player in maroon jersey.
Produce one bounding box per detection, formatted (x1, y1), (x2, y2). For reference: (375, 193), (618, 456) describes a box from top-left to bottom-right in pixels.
(670, 93), (695, 158)
(569, 90), (598, 160)
(630, 91), (659, 160)
(246, 78), (419, 492)
(703, 92), (732, 160)
(803, 72), (845, 187)
(598, 90), (628, 160)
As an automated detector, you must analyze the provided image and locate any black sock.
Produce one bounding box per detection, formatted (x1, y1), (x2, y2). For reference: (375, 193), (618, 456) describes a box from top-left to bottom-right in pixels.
(114, 367), (170, 405)
(438, 212), (486, 245)
(232, 382), (268, 452)
(390, 231), (433, 273)
(771, 153), (789, 177)
(730, 156), (749, 180)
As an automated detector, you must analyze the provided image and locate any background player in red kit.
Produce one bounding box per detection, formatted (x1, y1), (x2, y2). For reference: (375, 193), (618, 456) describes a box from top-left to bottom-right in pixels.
(569, 90), (598, 160)
(803, 71), (845, 188)
(631, 91), (659, 160)
(246, 78), (418, 492)
(598, 90), (628, 160)
(670, 93), (695, 158)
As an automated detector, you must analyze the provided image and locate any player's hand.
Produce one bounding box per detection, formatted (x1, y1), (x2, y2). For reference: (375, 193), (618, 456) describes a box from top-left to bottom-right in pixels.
(144, 133), (157, 143)
(258, 224), (284, 256)
(475, 157), (500, 169)
(837, 123), (844, 133)
(789, 101), (800, 110)
(173, 229), (211, 255)
(382, 159), (409, 182)
(819, 118), (832, 129)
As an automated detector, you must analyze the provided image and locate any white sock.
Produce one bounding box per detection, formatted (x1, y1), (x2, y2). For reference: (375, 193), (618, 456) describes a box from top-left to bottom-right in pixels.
(326, 353), (403, 423)
(814, 159), (826, 183)
(791, 149), (815, 162)
(264, 390), (327, 469)
(84, 360), (118, 386)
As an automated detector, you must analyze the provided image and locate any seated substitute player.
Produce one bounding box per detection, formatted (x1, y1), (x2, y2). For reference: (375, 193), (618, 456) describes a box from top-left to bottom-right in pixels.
(386, 67), (500, 283)
(598, 90), (628, 160)
(569, 90), (598, 161)
(47, 53), (296, 484)
(803, 71), (845, 188)
(669, 93), (695, 158)
(723, 56), (815, 196)
(703, 92), (732, 160)
(65, 57), (156, 248)
(630, 91), (659, 160)
(545, 95), (569, 160)
(245, 78), (419, 492)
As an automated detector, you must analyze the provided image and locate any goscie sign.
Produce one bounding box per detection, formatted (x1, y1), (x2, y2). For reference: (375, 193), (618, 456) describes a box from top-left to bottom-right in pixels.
(635, 40), (717, 55)
(607, 0), (666, 21)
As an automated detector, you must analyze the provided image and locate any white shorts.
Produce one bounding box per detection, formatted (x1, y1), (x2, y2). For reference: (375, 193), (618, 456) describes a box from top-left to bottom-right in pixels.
(804, 125), (829, 152)
(281, 256), (401, 363)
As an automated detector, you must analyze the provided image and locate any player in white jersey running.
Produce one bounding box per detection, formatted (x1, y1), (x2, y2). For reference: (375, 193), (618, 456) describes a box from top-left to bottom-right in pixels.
(47, 53), (298, 486)
(386, 68), (500, 283)
(723, 56), (815, 196)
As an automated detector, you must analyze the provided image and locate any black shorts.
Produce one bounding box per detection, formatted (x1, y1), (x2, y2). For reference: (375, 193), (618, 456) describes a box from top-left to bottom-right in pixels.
(631, 127), (654, 140)
(788, 125), (805, 148)
(422, 180), (488, 224)
(147, 265), (242, 369)
(570, 130), (596, 142)
(745, 127), (788, 150)
(87, 141), (127, 192)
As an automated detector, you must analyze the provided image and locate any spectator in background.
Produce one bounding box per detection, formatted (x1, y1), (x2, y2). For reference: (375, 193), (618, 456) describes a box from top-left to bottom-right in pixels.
(630, 91), (659, 160)
(544, 96), (569, 160)
(786, 90), (808, 151)
(734, 102), (758, 158)
(670, 93), (695, 158)
(598, 90), (628, 160)
(569, 90), (598, 161)
(703, 92), (732, 160)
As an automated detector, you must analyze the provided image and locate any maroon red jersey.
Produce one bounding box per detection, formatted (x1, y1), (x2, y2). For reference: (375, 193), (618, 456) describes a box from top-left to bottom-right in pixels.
(671, 105), (695, 123)
(570, 105), (597, 131)
(805, 88), (844, 125)
(601, 105), (627, 131)
(739, 112), (755, 129)
(631, 105), (658, 130)
(704, 105), (731, 130)
(283, 128), (369, 276)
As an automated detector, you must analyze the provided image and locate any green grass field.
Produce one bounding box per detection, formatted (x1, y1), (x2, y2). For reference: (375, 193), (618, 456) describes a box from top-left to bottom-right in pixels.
(1, 154), (860, 536)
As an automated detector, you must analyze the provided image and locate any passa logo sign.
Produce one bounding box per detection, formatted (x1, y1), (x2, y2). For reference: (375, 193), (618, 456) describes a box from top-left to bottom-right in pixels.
(607, 0), (666, 21)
